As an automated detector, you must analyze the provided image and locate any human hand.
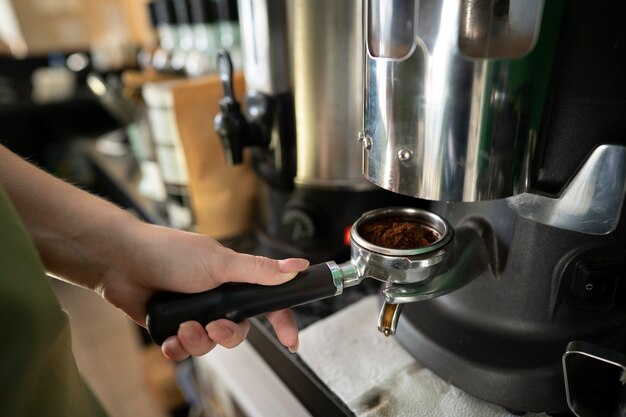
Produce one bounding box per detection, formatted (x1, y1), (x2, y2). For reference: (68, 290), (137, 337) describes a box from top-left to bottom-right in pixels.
(0, 146), (308, 359)
(95, 222), (309, 361)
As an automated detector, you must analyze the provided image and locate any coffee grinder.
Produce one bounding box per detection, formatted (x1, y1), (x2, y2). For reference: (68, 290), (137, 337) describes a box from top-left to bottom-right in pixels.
(362, 0), (626, 414)
(148, 0), (626, 415)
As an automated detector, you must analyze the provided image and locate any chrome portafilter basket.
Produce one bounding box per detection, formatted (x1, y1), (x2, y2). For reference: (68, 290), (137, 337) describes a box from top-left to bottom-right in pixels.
(147, 207), (476, 345)
(350, 207), (454, 286)
(335, 207), (455, 335)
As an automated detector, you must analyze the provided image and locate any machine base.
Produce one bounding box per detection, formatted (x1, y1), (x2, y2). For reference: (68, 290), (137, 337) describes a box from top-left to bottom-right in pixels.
(396, 301), (569, 414)
(396, 297), (626, 415)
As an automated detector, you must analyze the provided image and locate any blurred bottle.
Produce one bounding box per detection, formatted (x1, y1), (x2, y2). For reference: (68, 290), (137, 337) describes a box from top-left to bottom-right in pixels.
(215, 0), (242, 70)
(152, 0), (178, 72)
(142, 81), (195, 230)
(120, 72), (168, 205)
(171, 0), (195, 73)
(185, 0), (219, 77)
(138, 1), (159, 71)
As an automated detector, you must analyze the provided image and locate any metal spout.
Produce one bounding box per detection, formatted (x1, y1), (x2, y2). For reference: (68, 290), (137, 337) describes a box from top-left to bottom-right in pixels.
(378, 301), (403, 336)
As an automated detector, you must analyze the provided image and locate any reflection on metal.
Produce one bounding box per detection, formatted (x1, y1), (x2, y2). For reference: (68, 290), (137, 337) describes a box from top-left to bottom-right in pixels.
(382, 225), (491, 304)
(86, 73), (137, 127)
(507, 145), (626, 235)
(291, 0), (370, 189)
(377, 301), (403, 336)
(351, 207), (454, 284)
(238, 0), (290, 94)
(326, 261), (345, 296)
(459, 0), (544, 59)
(363, 0), (545, 201)
(329, 208), (491, 333)
(562, 341), (626, 417)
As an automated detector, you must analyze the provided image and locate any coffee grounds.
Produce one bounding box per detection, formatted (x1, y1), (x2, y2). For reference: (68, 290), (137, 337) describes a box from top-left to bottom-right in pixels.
(359, 217), (440, 250)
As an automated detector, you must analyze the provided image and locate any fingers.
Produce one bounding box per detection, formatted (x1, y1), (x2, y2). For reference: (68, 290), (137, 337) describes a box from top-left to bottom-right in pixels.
(205, 319), (251, 349)
(176, 319), (250, 352)
(161, 319), (252, 361)
(161, 321), (217, 361)
(266, 309), (299, 353)
(216, 249), (310, 286)
(177, 321), (217, 356)
(161, 336), (189, 361)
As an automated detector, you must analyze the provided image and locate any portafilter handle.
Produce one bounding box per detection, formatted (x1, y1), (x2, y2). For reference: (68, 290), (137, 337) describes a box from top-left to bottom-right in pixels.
(146, 262), (349, 345)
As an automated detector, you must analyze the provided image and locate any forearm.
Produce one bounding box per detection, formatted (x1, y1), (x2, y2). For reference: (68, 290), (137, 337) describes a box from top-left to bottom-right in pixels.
(0, 144), (140, 290)
(0, 145), (306, 360)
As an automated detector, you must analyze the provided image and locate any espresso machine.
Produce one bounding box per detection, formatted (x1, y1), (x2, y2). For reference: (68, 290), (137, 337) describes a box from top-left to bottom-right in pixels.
(148, 0), (626, 415)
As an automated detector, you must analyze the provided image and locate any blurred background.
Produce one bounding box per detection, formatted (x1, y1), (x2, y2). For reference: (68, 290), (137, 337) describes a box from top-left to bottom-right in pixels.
(0, 1), (254, 416)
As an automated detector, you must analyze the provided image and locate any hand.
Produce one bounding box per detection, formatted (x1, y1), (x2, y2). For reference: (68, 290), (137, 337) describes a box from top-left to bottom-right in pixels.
(0, 146), (308, 360)
(95, 221), (309, 361)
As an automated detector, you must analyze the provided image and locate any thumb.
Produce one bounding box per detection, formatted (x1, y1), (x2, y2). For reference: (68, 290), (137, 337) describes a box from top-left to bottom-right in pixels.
(216, 250), (310, 286)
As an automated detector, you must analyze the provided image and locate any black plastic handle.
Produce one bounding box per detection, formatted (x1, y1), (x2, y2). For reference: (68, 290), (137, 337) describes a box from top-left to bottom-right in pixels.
(216, 49), (235, 100)
(146, 263), (337, 345)
(214, 50), (246, 165)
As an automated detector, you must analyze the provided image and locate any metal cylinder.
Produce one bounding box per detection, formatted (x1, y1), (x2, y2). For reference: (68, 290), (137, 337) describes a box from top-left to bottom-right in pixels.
(291, 0), (370, 189)
(238, 0), (290, 94)
(362, 0), (545, 201)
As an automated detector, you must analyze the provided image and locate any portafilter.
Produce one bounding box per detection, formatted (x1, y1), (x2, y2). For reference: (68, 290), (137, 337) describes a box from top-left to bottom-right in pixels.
(146, 207), (456, 344)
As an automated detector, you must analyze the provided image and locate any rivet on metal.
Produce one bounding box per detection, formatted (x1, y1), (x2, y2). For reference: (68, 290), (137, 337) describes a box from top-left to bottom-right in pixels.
(358, 132), (372, 150)
(397, 148), (413, 161)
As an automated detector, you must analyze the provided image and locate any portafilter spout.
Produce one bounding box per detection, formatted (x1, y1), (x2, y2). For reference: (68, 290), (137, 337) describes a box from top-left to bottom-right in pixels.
(146, 207), (491, 344)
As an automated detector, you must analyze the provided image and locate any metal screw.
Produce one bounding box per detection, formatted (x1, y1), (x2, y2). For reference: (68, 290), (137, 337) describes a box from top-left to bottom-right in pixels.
(397, 148), (413, 161)
(358, 132), (372, 150)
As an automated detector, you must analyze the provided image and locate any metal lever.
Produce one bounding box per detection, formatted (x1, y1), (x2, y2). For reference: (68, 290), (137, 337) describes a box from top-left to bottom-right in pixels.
(213, 50), (272, 166)
(214, 50), (247, 165)
(217, 49), (235, 100)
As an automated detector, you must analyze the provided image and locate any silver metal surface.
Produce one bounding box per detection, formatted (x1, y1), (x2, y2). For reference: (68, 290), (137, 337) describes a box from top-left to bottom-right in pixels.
(336, 261), (361, 288)
(507, 145), (626, 235)
(362, 0), (545, 201)
(562, 341), (626, 417)
(291, 0), (371, 189)
(352, 207), (453, 257)
(350, 207), (454, 284)
(326, 261), (345, 296)
(382, 224), (492, 303)
(322, 207), (490, 328)
(238, 0), (290, 94)
(459, 0), (543, 59)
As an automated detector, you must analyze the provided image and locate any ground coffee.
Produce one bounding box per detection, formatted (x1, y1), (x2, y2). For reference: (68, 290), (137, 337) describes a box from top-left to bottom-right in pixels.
(359, 217), (440, 249)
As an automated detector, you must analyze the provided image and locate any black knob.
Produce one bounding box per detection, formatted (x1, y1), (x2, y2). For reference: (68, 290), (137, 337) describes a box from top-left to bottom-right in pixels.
(282, 207), (317, 243)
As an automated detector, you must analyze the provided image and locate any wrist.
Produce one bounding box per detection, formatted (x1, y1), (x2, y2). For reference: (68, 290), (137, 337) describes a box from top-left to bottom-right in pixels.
(68, 208), (143, 291)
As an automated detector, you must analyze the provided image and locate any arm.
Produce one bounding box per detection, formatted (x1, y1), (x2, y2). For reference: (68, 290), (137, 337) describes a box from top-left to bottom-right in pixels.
(0, 144), (307, 359)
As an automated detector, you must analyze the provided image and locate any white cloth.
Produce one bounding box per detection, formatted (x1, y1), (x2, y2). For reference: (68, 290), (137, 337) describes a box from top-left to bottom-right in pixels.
(298, 296), (549, 417)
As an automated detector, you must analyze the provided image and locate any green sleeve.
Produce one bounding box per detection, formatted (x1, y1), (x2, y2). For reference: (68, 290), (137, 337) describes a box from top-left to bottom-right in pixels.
(0, 185), (107, 417)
